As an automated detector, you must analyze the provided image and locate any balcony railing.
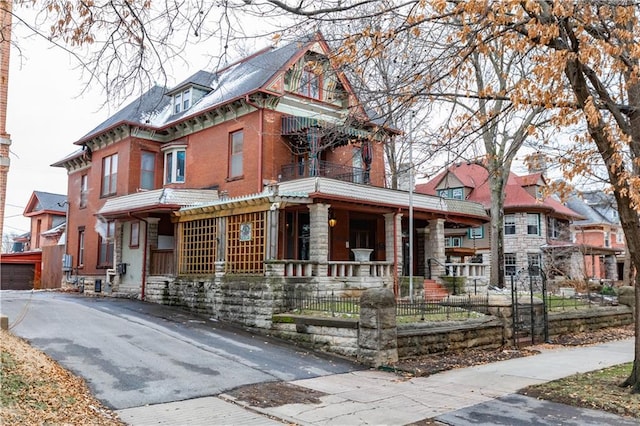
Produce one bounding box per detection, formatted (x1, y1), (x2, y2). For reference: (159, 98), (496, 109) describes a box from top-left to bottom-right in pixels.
(280, 160), (368, 184)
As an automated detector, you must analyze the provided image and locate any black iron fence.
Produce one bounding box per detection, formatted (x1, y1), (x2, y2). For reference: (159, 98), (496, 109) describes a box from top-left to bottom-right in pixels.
(285, 291), (490, 321)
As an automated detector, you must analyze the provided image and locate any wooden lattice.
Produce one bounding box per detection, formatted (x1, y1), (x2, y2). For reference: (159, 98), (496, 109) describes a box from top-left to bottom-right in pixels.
(226, 212), (266, 274)
(178, 218), (218, 275)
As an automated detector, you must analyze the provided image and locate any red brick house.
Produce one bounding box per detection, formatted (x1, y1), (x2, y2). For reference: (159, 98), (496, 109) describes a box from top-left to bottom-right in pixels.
(0, 191), (66, 290)
(53, 33), (488, 326)
(565, 191), (626, 283)
(416, 162), (584, 285)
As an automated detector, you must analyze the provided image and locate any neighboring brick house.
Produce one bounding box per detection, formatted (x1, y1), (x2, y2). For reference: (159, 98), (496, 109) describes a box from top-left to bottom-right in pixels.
(52, 33), (489, 324)
(565, 191), (626, 282)
(23, 191), (67, 250)
(0, 191), (66, 290)
(416, 162), (584, 284)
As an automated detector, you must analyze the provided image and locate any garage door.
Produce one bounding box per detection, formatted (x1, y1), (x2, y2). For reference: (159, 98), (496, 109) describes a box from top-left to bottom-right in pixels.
(1, 264), (34, 290)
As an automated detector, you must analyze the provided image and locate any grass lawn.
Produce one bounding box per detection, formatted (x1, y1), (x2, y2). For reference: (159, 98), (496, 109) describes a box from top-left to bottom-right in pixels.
(520, 363), (640, 418)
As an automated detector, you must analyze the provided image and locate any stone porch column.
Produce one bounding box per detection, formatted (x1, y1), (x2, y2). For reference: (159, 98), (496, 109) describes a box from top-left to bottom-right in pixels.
(384, 212), (403, 276)
(308, 203), (329, 277)
(427, 219), (446, 279)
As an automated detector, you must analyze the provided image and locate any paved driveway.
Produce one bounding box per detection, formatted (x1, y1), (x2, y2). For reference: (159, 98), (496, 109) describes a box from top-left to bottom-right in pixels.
(1, 290), (360, 410)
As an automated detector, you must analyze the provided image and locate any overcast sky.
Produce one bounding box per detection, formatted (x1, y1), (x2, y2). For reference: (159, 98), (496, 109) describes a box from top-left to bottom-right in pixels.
(3, 20), (221, 237)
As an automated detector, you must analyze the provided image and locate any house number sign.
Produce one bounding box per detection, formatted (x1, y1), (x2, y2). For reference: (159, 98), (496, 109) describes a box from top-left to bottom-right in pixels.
(239, 222), (252, 241)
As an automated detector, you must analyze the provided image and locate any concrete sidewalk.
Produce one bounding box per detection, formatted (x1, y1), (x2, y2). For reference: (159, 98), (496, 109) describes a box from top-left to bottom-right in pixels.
(118, 339), (637, 425)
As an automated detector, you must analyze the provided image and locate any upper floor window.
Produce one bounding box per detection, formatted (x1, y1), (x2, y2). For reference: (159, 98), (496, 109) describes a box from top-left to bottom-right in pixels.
(468, 226), (484, 239)
(527, 213), (540, 235)
(173, 89), (192, 114)
(504, 214), (516, 235)
(163, 146), (186, 184)
(140, 151), (156, 190)
(437, 187), (464, 200)
(445, 236), (462, 247)
(229, 130), (243, 178)
(101, 154), (118, 197)
(298, 68), (321, 99)
(604, 232), (610, 247)
(80, 174), (88, 208)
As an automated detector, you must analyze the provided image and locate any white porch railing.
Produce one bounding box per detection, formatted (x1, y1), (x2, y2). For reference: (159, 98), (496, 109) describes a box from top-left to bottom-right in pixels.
(277, 260), (394, 278)
(444, 262), (489, 280)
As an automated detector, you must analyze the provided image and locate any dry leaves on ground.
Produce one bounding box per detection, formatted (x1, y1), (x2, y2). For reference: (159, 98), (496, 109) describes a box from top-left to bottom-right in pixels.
(0, 330), (124, 426)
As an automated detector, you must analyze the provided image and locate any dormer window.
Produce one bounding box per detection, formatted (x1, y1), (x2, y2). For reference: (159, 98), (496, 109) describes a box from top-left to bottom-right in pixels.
(173, 89), (192, 114)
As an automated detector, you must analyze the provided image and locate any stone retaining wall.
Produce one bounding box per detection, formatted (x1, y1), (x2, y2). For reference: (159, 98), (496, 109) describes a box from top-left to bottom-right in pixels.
(397, 318), (505, 358)
(145, 275), (287, 328)
(271, 315), (359, 357)
(548, 306), (633, 336)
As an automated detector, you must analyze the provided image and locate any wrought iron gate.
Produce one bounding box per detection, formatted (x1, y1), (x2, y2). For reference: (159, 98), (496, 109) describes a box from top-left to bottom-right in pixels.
(510, 265), (549, 347)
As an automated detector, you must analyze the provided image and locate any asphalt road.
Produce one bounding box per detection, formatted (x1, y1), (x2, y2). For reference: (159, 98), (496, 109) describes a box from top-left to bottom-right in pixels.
(0, 290), (361, 410)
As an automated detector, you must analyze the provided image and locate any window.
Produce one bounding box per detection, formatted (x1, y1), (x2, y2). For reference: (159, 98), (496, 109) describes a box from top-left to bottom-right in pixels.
(130, 221), (140, 248)
(140, 151), (155, 190)
(77, 228), (85, 267)
(527, 213), (540, 235)
(98, 221), (115, 267)
(229, 130), (243, 178)
(80, 174), (88, 208)
(164, 147), (186, 184)
(173, 89), (192, 114)
(527, 253), (541, 276)
(547, 217), (559, 239)
(445, 236), (462, 247)
(101, 154), (118, 196)
(604, 232), (610, 247)
(504, 214), (516, 235)
(298, 68), (321, 99)
(505, 253), (517, 276)
(468, 226), (484, 239)
(451, 188), (464, 200)
(437, 187), (464, 200)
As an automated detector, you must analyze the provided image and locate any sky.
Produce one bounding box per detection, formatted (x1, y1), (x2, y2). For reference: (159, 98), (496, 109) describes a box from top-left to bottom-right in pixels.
(3, 20), (220, 237)
(4, 35), (110, 236)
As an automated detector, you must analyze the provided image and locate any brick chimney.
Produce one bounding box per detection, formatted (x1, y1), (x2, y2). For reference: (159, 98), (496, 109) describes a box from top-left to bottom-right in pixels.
(0, 0), (12, 242)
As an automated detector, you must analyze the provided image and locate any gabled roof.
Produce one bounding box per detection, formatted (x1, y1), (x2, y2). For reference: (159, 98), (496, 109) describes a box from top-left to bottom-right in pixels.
(75, 34), (337, 145)
(565, 194), (617, 226)
(416, 163), (582, 219)
(23, 191), (67, 217)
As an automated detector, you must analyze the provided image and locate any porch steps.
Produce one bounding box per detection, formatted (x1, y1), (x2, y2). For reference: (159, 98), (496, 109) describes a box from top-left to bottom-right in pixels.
(423, 279), (449, 302)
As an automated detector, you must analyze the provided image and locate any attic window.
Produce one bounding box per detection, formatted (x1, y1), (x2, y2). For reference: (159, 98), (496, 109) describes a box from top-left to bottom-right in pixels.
(173, 88), (192, 114)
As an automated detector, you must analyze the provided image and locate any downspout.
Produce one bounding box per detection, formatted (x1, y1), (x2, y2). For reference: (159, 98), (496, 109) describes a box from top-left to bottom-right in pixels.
(130, 213), (148, 301)
(245, 95), (264, 193)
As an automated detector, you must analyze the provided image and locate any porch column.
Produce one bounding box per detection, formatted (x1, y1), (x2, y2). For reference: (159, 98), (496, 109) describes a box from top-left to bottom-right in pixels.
(384, 212), (403, 276)
(267, 205), (279, 260)
(427, 219), (446, 279)
(111, 221), (124, 291)
(215, 217), (226, 275)
(308, 203), (329, 277)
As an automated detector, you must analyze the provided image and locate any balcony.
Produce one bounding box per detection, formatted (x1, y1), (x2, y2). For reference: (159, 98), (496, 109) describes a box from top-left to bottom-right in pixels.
(280, 160), (369, 184)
